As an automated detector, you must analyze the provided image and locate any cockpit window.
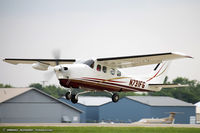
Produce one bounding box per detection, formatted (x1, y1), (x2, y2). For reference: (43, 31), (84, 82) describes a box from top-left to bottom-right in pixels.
(83, 59), (94, 68)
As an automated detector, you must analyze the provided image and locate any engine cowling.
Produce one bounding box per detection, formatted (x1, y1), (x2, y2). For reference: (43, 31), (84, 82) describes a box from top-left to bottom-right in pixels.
(32, 62), (49, 71)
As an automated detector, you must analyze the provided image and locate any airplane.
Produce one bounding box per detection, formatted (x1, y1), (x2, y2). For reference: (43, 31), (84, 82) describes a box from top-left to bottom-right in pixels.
(134, 112), (179, 124)
(2, 52), (192, 104)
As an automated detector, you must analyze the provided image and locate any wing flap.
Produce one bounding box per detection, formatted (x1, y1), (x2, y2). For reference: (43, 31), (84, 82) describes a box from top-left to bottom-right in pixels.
(3, 58), (76, 66)
(97, 52), (192, 68)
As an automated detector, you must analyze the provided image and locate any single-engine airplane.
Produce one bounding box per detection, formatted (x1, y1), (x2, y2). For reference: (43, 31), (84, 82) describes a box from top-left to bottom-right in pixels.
(2, 52), (192, 104)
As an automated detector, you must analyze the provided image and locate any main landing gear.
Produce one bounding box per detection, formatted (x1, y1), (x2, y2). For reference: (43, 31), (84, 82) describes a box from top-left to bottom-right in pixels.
(65, 92), (78, 104)
(65, 88), (119, 104)
(112, 93), (119, 103)
(65, 90), (90, 104)
(104, 90), (119, 103)
(64, 89), (120, 104)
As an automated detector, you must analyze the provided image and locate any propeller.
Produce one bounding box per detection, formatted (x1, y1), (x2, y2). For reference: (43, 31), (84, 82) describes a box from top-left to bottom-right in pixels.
(52, 49), (61, 65)
(44, 49), (62, 82)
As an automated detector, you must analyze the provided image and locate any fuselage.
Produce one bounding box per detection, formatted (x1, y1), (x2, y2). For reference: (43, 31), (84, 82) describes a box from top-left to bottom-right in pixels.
(55, 60), (151, 92)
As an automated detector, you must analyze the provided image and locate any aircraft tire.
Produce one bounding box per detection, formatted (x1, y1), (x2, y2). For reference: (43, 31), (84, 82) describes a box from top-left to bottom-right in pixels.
(112, 93), (119, 103)
(65, 92), (71, 100)
(71, 94), (78, 104)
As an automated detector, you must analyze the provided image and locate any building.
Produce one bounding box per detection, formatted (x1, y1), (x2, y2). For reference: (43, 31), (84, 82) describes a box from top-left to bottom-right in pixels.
(195, 101), (200, 124)
(0, 88), (82, 123)
(99, 96), (195, 124)
(61, 96), (195, 124)
(60, 96), (112, 123)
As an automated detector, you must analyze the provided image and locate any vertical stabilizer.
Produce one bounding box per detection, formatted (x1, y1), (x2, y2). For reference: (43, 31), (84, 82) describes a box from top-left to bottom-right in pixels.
(146, 61), (170, 83)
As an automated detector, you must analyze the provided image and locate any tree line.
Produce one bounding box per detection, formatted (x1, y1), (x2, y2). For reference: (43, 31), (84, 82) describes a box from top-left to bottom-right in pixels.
(1, 77), (200, 104)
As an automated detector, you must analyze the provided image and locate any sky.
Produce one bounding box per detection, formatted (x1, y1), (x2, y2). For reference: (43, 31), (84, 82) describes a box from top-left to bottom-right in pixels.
(0, 0), (200, 87)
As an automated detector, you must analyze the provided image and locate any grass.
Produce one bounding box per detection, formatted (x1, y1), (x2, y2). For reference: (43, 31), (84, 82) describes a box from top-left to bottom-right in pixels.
(0, 126), (200, 133)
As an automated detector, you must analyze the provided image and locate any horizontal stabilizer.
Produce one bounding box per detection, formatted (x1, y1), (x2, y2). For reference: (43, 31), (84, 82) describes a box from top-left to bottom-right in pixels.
(148, 84), (188, 92)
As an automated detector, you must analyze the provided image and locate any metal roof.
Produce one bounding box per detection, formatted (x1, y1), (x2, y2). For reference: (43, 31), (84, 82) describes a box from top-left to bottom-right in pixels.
(0, 88), (32, 103)
(195, 101), (200, 107)
(77, 96), (112, 106)
(0, 88), (82, 113)
(126, 96), (194, 106)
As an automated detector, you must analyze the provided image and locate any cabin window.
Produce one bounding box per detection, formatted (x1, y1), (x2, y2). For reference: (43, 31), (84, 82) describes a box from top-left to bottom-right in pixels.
(102, 66), (107, 73)
(97, 64), (101, 71)
(110, 68), (115, 75)
(117, 70), (121, 76)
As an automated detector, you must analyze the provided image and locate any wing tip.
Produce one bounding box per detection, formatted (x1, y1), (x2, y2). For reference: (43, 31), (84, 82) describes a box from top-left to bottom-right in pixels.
(172, 52), (193, 59)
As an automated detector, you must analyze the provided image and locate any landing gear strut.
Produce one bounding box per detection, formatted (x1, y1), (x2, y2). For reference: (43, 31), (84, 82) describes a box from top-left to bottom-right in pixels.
(64, 90), (91, 104)
(104, 90), (120, 103)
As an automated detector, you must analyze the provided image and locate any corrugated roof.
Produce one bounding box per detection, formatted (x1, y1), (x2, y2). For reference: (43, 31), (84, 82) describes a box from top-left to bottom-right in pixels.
(0, 88), (82, 113)
(78, 96), (112, 106)
(126, 96), (194, 106)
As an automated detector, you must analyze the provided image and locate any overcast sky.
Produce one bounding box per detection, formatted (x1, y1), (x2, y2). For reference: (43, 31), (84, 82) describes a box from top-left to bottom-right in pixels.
(0, 0), (200, 87)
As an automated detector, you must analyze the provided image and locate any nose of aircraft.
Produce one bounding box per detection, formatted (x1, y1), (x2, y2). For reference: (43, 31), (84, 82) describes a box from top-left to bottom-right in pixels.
(54, 65), (62, 72)
(54, 66), (68, 72)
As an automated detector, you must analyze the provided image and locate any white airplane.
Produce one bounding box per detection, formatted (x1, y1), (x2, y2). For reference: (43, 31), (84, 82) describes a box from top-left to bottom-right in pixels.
(3, 52), (192, 104)
(135, 112), (178, 124)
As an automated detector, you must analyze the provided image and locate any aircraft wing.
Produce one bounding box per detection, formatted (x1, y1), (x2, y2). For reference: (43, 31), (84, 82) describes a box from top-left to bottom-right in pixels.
(3, 58), (76, 66)
(97, 52), (192, 68)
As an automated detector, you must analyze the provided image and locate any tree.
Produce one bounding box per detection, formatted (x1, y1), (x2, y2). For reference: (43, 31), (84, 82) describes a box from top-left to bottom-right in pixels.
(29, 83), (67, 98)
(0, 83), (12, 88)
(29, 83), (43, 90)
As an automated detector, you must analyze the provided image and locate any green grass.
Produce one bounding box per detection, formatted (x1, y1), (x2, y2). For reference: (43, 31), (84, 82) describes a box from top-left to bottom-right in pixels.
(0, 126), (200, 133)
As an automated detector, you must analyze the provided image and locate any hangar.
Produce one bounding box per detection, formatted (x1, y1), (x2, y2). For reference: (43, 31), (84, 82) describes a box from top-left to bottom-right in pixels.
(195, 101), (200, 124)
(60, 96), (195, 124)
(0, 88), (82, 123)
(60, 96), (112, 123)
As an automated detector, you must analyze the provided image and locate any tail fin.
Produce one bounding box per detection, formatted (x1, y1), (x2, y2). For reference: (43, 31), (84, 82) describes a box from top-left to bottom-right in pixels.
(146, 61), (170, 83)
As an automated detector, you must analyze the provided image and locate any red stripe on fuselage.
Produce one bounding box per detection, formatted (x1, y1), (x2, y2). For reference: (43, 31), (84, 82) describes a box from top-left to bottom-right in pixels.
(59, 78), (152, 92)
(81, 77), (127, 83)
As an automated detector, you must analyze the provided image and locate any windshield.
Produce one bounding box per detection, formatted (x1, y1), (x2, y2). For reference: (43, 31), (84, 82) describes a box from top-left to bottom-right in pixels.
(83, 59), (95, 68)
